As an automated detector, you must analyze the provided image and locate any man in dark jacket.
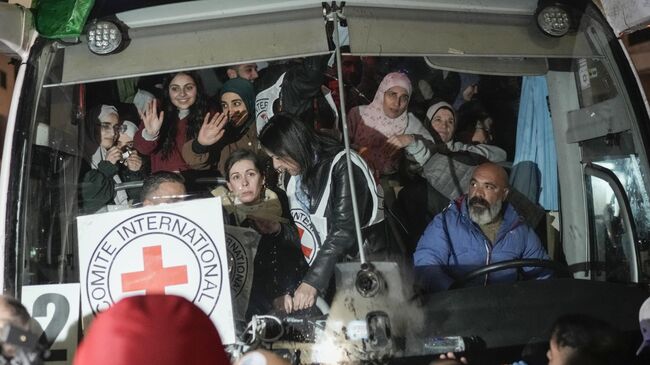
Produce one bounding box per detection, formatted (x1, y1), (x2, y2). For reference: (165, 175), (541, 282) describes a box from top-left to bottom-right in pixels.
(254, 56), (329, 133)
(413, 163), (550, 292)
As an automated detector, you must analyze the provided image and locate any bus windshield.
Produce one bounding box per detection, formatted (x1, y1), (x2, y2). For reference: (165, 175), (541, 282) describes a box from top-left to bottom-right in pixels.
(6, 0), (650, 363)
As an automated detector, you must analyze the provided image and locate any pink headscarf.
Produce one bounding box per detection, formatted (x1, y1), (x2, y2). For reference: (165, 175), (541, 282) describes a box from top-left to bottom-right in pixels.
(359, 72), (412, 137)
(354, 72), (412, 175)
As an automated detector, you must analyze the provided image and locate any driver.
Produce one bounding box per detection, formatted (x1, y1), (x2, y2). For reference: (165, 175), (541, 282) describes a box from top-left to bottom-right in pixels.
(413, 162), (551, 292)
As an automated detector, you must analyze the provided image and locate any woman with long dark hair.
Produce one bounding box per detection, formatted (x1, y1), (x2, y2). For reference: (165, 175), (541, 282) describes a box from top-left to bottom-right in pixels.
(134, 71), (226, 173)
(258, 113), (383, 311)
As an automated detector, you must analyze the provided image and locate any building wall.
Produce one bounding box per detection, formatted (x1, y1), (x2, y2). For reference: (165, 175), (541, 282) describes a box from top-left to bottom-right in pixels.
(623, 30), (650, 102)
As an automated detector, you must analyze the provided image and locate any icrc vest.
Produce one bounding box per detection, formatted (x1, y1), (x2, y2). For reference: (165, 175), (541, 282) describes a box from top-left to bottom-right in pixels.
(286, 151), (384, 265)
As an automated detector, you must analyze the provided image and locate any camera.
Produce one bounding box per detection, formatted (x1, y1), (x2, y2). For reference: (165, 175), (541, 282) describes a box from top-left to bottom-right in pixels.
(120, 147), (134, 163)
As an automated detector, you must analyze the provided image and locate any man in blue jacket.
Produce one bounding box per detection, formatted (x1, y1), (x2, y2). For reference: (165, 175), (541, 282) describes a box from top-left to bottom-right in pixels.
(414, 162), (550, 292)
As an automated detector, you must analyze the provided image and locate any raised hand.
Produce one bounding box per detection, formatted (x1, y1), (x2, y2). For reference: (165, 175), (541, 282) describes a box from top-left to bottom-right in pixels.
(384, 134), (414, 156)
(138, 99), (164, 136)
(197, 112), (227, 146)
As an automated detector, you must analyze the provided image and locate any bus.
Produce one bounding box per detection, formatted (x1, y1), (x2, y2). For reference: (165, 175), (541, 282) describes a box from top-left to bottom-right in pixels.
(1, 0), (649, 363)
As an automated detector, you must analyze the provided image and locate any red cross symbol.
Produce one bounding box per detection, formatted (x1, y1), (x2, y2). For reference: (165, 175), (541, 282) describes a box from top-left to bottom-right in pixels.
(297, 226), (313, 258)
(121, 245), (188, 295)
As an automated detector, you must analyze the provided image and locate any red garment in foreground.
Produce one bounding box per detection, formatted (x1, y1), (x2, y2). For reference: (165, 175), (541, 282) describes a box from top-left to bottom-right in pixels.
(74, 295), (229, 365)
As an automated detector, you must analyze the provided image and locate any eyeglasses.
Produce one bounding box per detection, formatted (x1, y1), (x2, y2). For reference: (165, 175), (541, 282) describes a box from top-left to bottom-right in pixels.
(97, 122), (122, 133)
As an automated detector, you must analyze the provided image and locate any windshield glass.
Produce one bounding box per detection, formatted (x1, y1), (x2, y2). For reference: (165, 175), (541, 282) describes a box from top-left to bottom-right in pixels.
(13, 1), (650, 364)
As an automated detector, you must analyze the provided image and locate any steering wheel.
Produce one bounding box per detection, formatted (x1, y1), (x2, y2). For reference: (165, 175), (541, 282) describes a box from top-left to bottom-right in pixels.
(448, 259), (570, 290)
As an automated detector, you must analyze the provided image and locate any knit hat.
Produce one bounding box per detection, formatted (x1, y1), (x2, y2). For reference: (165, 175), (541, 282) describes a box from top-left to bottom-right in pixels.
(74, 295), (230, 365)
(221, 77), (256, 123)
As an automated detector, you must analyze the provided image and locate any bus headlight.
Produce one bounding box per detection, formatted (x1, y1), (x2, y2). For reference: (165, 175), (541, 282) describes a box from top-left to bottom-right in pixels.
(536, 3), (571, 37)
(86, 20), (127, 55)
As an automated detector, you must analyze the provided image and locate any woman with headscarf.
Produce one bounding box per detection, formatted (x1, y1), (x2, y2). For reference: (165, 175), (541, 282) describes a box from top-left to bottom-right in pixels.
(347, 72), (434, 178)
(80, 105), (145, 213)
(423, 101), (505, 161)
(394, 101), (506, 251)
(182, 77), (264, 175)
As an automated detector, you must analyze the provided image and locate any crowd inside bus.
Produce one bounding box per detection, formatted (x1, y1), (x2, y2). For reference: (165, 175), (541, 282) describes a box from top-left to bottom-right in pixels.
(17, 52), (645, 364)
(78, 55), (562, 310)
(3, 0), (650, 363)
(73, 52), (650, 305)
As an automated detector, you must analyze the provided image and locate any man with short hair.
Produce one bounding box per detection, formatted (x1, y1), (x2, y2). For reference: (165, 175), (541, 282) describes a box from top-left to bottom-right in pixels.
(414, 162), (550, 292)
(226, 63), (259, 82)
(547, 314), (625, 365)
(141, 171), (187, 206)
(0, 296), (31, 331)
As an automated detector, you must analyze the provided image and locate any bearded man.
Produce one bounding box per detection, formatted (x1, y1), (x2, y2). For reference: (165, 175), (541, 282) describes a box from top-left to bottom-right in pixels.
(413, 162), (551, 292)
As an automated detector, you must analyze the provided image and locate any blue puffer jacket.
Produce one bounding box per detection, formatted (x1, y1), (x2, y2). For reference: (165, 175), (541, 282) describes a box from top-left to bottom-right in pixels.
(413, 195), (550, 292)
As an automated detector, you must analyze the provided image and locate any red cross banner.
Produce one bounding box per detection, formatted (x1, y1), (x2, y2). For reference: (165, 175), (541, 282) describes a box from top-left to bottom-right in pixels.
(77, 197), (235, 344)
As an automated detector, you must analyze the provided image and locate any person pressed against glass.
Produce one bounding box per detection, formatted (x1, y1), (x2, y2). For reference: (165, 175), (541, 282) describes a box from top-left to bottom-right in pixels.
(212, 149), (307, 317)
(182, 78), (265, 176)
(135, 71), (227, 173)
(81, 105), (145, 213)
(259, 113), (383, 311)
